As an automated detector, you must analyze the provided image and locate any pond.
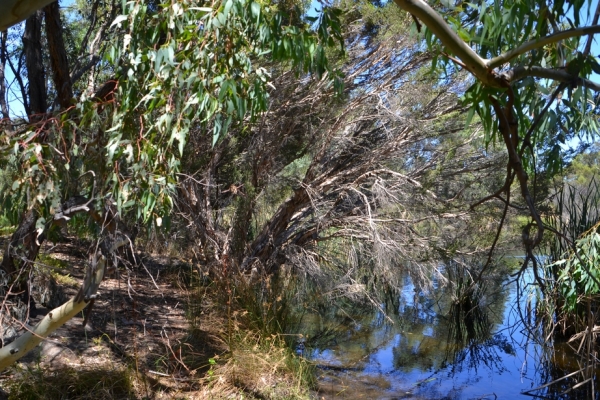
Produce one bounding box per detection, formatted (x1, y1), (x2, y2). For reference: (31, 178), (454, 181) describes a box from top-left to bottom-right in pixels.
(302, 265), (599, 399)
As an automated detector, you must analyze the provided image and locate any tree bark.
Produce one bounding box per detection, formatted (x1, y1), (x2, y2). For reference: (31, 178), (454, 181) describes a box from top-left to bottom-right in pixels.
(22, 9), (46, 118)
(44, 1), (72, 110)
(242, 188), (310, 273)
(0, 296), (90, 371)
(0, 31), (9, 119)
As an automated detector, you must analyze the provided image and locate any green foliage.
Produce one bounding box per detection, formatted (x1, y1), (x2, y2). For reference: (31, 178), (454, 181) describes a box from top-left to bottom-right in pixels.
(1, 0), (345, 230)
(229, 273), (303, 339)
(565, 142), (600, 185)
(544, 176), (600, 329)
(0, 161), (24, 228)
(423, 0), (600, 174)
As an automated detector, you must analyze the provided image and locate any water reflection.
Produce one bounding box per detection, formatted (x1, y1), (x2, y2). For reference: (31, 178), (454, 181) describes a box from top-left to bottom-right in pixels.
(301, 265), (599, 399)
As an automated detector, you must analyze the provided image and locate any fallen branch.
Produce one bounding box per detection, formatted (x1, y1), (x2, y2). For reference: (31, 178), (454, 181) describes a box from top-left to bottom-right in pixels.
(0, 296), (89, 371)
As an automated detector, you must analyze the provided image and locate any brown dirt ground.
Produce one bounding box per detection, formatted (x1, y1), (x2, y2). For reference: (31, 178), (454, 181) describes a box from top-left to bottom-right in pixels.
(0, 240), (222, 399)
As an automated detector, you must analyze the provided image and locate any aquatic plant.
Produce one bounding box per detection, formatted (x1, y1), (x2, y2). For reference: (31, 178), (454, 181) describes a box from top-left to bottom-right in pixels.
(543, 177), (600, 335)
(551, 229), (600, 313)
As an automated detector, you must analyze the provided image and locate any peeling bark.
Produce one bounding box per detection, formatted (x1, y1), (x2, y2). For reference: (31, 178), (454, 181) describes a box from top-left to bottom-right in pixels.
(44, 1), (72, 110)
(23, 9), (46, 118)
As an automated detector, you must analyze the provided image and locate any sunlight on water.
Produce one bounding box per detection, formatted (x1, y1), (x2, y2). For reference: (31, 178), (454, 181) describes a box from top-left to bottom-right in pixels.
(305, 261), (599, 399)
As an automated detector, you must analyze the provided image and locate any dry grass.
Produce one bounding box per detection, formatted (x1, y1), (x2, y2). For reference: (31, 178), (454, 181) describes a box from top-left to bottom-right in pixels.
(185, 274), (316, 400)
(196, 331), (314, 400)
(3, 365), (137, 400)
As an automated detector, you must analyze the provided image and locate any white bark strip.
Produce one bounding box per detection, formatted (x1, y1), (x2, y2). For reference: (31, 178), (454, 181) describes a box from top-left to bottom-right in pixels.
(0, 297), (89, 371)
(392, 0), (494, 86)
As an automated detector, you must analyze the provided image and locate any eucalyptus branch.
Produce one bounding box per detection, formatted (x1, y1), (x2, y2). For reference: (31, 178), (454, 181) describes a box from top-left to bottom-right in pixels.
(488, 25), (600, 69)
(490, 94), (544, 247)
(470, 171), (515, 209)
(503, 66), (600, 91)
(519, 82), (568, 158)
(392, 0), (493, 86)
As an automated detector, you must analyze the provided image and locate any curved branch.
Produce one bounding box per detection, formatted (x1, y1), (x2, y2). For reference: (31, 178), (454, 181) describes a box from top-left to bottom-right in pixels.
(392, 0), (496, 86)
(503, 66), (600, 91)
(489, 94), (544, 247)
(0, 0), (56, 31)
(488, 25), (600, 69)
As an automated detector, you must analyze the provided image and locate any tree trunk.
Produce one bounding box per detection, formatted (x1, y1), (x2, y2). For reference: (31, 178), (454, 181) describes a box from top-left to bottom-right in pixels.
(23, 9), (46, 118)
(0, 31), (9, 119)
(44, 1), (72, 110)
(242, 188), (310, 273)
(1, 209), (41, 317)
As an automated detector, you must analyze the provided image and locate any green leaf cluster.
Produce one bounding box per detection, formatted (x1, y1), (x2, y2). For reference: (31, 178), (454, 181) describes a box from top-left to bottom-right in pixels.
(1, 0), (345, 227)
(101, 0), (343, 222)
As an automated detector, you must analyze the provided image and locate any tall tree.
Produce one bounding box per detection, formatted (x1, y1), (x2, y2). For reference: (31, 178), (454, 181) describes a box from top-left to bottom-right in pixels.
(22, 9), (46, 117)
(0, 31), (9, 119)
(44, 0), (72, 109)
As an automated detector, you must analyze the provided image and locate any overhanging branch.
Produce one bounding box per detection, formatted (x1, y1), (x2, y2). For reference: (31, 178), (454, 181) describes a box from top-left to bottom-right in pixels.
(0, 0), (57, 31)
(392, 0), (495, 86)
(0, 296), (89, 371)
(503, 66), (600, 91)
(488, 25), (600, 69)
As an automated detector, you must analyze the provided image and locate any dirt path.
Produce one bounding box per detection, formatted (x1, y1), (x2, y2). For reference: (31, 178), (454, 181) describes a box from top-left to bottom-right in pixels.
(0, 241), (209, 398)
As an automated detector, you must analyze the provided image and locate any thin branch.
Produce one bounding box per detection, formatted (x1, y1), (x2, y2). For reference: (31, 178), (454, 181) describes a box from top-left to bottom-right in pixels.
(489, 93), (544, 248)
(70, 0), (100, 76)
(488, 25), (600, 68)
(583, 1), (600, 57)
(519, 82), (568, 158)
(503, 66), (600, 91)
(6, 50), (29, 116)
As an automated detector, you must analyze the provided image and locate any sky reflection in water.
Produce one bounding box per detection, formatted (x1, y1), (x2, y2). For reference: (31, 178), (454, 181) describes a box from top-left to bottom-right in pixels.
(307, 265), (597, 399)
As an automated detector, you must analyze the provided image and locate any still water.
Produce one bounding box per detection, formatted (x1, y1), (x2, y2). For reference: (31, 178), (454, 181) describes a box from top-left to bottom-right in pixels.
(303, 267), (599, 399)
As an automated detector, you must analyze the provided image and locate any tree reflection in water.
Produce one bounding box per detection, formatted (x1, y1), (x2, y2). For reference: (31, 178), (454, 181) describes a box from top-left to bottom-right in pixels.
(305, 258), (600, 399)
